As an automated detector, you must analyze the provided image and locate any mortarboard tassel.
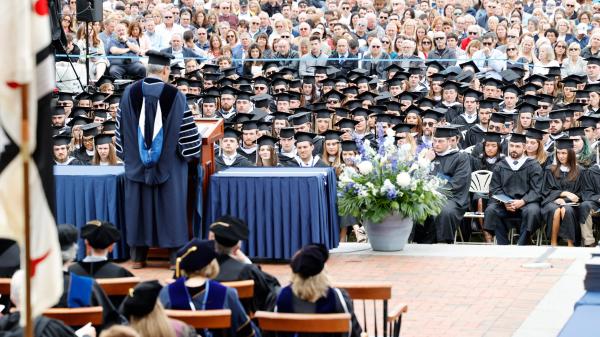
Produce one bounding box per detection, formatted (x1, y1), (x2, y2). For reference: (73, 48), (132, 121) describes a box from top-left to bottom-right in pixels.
(553, 147), (557, 166)
(175, 246), (197, 278)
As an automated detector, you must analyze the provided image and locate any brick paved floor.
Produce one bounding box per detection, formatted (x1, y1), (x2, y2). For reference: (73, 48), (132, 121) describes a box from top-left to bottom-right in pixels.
(124, 245), (580, 337)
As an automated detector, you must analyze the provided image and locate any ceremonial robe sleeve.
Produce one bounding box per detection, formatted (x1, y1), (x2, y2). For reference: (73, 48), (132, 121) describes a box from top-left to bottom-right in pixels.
(224, 287), (261, 337)
(582, 168), (600, 202)
(114, 89), (128, 157)
(522, 163), (543, 203)
(489, 165), (504, 199)
(541, 169), (562, 206)
(178, 103), (202, 160)
(445, 154), (472, 203)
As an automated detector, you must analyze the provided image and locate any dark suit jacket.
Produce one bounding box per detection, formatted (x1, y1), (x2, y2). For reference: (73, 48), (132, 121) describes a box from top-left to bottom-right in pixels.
(160, 46), (201, 60)
(327, 52), (359, 76)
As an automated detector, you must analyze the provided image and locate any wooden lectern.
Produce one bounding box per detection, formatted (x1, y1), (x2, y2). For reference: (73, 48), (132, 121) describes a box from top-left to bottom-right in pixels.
(195, 118), (224, 195)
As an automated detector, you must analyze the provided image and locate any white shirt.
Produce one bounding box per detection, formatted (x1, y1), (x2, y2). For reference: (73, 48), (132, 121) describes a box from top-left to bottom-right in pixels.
(295, 155), (321, 167)
(222, 153), (238, 166)
(155, 23), (185, 49)
(506, 155), (528, 171)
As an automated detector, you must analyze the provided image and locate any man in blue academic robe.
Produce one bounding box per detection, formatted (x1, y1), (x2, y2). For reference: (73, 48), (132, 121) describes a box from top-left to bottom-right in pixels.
(116, 50), (201, 269)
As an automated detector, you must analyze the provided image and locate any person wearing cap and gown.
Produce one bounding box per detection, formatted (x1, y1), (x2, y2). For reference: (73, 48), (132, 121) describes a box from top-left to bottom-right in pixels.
(484, 133), (544, 245)
(55, 224), (121, 326)
(209, 216), (281, 312)
(92, 134), (123, 165)
(289, 111), (325, 156)
(450, 88), (482, 134)
(215, 127), (253, 172)
(580, 146), (600, 246)
(463, 99), (496, 148)
(115, 50), (202, 269)
(439, 81), (464, 123)
(275, 244), (362, 337)
(540, 139), (583, 246)
(256, 135), (281, 166)
(159, 239), (260, 337)
(51, 107), (67, 128)
(53, 135), (84, 166)
(294, 132), (329, 168)
(277, 127), (299, 167)
(216, 86), (238, 122)
(544, 109), (570, 152)
(237, 120), (259, 163)
(121, 280), (196, 337)
(415, 126), (472, 243)
(73, 123), (100, 164)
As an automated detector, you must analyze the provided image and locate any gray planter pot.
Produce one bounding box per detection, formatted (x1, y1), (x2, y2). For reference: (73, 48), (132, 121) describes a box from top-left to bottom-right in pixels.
(364, 214), (413, 251)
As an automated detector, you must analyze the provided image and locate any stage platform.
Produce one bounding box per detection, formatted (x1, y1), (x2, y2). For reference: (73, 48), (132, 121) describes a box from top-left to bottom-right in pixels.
(122, 243), (596, 337)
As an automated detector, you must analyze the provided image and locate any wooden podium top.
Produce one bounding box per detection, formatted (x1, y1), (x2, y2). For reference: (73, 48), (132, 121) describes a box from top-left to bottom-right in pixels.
(194, 118), (224, 144)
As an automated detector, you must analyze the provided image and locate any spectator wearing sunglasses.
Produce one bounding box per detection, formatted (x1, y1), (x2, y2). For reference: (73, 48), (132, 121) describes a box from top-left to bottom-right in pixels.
(460, 25), (481, 50)
(427, 32), (457, 69)
(472, 32), (506, 75)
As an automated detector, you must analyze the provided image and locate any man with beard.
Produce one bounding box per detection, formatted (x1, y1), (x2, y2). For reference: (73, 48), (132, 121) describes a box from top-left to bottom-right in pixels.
(417, 109), (444, 147)
(484, 133), (543, 245)
(53, 135), (83, 166)
(415, 126), (471, 243)
(216, 86), (237, 122)
(544, 109), (570, 152)
(51, 107), (67, 128)
(215, 128), (253, 172)
(73, 123), (100, 164)
(237, 120), (259, 163)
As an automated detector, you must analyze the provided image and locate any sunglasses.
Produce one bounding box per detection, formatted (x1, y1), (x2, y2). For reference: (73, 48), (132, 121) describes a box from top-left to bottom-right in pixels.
(507, 47), (517, 51)
(371, 45), (381, 48)
(327, 99), (340, 104)
(566, 3), (575, 7)
(274, 88), (286, 93)
(281, 35), (290, 38)
(164, 16), (173, 18)
(423, 122), (436, 127)
(343, 6), (350, 9)
(255, 86), (267, 90)
(483, 42), (492, 46)
(227, 35), (235, 38)
(469, 31), (478, 35)
(556, 45), (566, 48)
(422, 41), (432, 44)
(382, 40), (390, 44)
(569, 48), (580, 51)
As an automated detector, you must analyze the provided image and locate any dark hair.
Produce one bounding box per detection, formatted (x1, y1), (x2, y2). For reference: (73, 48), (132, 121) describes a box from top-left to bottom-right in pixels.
(309, 35), (321, 42)
(544, 28), (559, 37)
(551, 148), (579, 181)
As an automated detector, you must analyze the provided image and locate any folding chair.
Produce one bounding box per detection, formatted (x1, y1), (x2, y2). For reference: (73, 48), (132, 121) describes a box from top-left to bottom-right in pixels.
(96, 277), (141, 296)
(44, 307), (103, 327)
(221, 280), (254, 299)
(255, 311), (351, 334)
(458, 170), (493, 243)
(165, 309), (232, 329)
(334, 282), (408, 337)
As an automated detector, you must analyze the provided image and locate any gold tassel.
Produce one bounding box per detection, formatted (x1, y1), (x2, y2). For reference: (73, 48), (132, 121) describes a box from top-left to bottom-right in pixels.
(175, 246), (197, 278)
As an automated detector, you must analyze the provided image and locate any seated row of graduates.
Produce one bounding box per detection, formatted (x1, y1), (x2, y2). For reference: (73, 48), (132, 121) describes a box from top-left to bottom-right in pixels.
(0, 216), (362, 337)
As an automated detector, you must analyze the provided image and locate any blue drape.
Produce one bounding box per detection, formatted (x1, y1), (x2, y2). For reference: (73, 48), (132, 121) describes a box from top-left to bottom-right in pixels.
(54, 166), (129, 260)
(205, 168), (339, 260)
(558, 292), (600, 337)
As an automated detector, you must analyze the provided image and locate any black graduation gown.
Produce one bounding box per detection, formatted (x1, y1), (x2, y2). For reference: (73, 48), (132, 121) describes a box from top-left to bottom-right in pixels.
(312, 136), (325, 156)
(278, 153), (299, 167)
(415, 151), (471, 243)
(237, 147), (257, 164)
(68, 260), (134, 279)
(55, 156), (85, 166)
(73, 147), (93, 164)
(0, 312), (76, 337)
(0, 239), (19, 314)
(450, 114), (479, 133)
(56, 271), (122, 326)
(471, 139), (509, 158)
(540, 167), (583, 242)
(580, 165), (600, 244)
(214, 254), (280, 312)
(483, 158), (543, 245)
(215, 154), (253, 172)
(437, 102), (463, 122)
(463, 124), (486, 148)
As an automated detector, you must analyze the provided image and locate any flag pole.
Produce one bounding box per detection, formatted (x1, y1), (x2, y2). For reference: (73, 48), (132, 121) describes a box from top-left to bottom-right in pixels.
(20, 83), (34, 337)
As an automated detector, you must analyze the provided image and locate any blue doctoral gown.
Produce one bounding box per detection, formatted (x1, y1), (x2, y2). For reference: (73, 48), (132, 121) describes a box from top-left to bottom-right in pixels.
(116, 78), (201, 248)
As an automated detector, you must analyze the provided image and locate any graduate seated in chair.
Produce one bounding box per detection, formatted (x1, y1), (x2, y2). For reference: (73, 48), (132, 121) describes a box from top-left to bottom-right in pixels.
(57, 224), (123, 326)
(158, 239), (260, 337)
(0, 270), (96, 337)
(274, 244), (362, 337)
(68, 220), (133, 278)
(215, 127), (253, 172)
(209, 215), (281, 313)
(121, 280), (196, 337)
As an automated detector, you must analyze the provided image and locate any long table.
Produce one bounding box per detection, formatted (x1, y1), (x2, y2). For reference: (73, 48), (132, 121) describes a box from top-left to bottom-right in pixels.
(54, 165), (129, 260)
(205, 167), (340, 260)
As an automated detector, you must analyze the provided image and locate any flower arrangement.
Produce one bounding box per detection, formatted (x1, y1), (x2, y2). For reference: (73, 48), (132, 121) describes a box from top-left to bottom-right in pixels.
(337, 127), (448, 224)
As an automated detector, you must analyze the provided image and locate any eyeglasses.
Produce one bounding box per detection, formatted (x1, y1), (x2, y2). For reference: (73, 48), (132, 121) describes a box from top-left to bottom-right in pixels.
(483, 42), (492, 46)
(379, 15), (388, 19)
(507, 47), (517, 51)
(371, 45), (381, 48)
(255, 85), (267, 90)
(423, 122), (436, 127)
(508, 35), (518, 38)
(343, 6), (350, 9)
(566, 3), (575, 7)
(469, 31), (478, 35)
(569, 48), (580, 51)
(227, 34), (235, 38)
(327, 99), (340, 104)
(422, 41), (432, 45)
(281, 35), (290, 38)
(164, 16), (173, 19)
(274, 88), (286, 93)
(300, 27), (309, 30)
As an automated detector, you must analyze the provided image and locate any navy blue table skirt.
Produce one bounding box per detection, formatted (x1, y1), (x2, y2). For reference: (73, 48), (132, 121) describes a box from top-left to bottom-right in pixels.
(54, 166), (129, 260)
(205, 168), (340, 260)
(558, 291), (600, 337)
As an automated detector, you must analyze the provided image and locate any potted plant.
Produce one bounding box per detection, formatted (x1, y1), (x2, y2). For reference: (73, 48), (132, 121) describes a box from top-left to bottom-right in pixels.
(337, 128), (448, 251)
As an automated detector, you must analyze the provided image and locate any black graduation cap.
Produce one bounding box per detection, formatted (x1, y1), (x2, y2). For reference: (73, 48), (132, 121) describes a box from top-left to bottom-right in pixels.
(201, 91), (220, 104)
(241, 120), (259, 131)
(289, 111), (312, 126)
(490, 112), (508, 123)
(374, 113), (396, 125)
(230, 113), (252, 125)
(52, 106), (66, 116)
(387, 101), (402, 112)
(526, 74), (548, 84)
(251, 94), (272, 108)
(404, 105), (423, 116)
(356, 91), (377, 102)
(94, 133), (113, 146)
(549, 109), (570, 121)
(545, 66), (562, 77)
(217, 77), (236, 87)
(322, 89), (345, 102)
(273, 92), (291, 102)
(578, 115), (600, 128)
(430, 72), (446, 83)
(334, 107), (351, 118)
(313, 65), (330, 75)
(173, 78), (190, 87)
(57, 91), (75, 101)
(341, 140), (358, 152)
(257, 135), (278, 148)
(385, 76), (404, 87)
(170, 63), (185, 75)
(258, 121), (272, 131)
(509, 133), (527, 143)
(80, 220), (121, 249)
(271, 112), (290, 121)
(315, 109), (334, 119)
(503, 84), (522, 96)
(75, 91), (92, 101)
(459, 60), (480, 73)
(521, 82), (542, 93)
(67, 115), (92, 127)
(302, 75), (316, 85)
(223, 127), (242, 139)
(407, 66), (423, 76)
(456, 70), (475, 84)
(91, 92), (107, 103)
(383, 63), (404, 74)
(393, 123), (413, 133)
(102, 120), (117, 132)
(321, 78), (336, 87)
(95, 75), (115, 87)
(202, 63), (221, 73)
(398, 91), (420, 101)
(350, 107), (369, 119)
(518, 102), (538, 114)
(499, 69), (522, 83)
(335, 118), (358, 129)
(92, 110), (109, 120)
(320, 130), (343, 141)
(103, 94), (121, 105)
(525, 128), (547, 140)
(279, 127), (295, 139)
(481, 77), (503, 88)
(584, 82), (600, 92)
(253, 76), (269, 86)
(585, 56), (600, 66)
(568, 126), (587, 137)
(81, 123), (100, 137)
(566, 102), (585, 113)
(479, 98), (500, 110)
(421, 109), (444, 121)
(343, 100), (362, 110)
(279, 67), (298, 77)
(575, 89), (592, 99)
(53, 134), (71, 147)
(416, 97), (437, 108)
(342, 87), (358, 96)
(146, 50), (174, 66)
(122, 280), (162, 318)
(209, 215), (249, 247)
(291, 244), (329, 278)
(203, 72), (222, 82)
(176, 239), (217, 277)
(534, 117), (551, 130)
(294, 131), (316, 143)
(555, 138), (575, 150)
(520, 94), (540, 106)
(442, 80), (461, 91)
(434, 125), (459, 138)
(462, 88), (482, 100)
(426, 60), (445, 72)
(561, 75), (583, 88)
(482, 131), (503, 143)
(288, 79), (302, 88)
(221, 67), (238, 78)
(353, 75), (371, 84)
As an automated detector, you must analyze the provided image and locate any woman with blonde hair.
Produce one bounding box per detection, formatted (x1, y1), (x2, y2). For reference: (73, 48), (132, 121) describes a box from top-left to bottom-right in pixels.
(275, 244), (362, 337)
(92, 134), (122, 166)
(533, 43), (559, 75)
(159, 239), (259, 337)
(525, 130), (551, 168)
(122, 280), (195, 337)
(76, 23), (110, 81)
(320, 131), (343, 173)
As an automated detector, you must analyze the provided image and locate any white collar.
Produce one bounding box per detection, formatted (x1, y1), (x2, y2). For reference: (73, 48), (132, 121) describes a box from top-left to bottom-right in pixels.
(55, 157), (76, 165)
(239, 145), (257, 154)
(295, 155), (320, 167)
(462, 112), (478, 123)
(506, 155), (528, 171)
(435, 148), (458, 157)
(82, 255), (108, 262)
